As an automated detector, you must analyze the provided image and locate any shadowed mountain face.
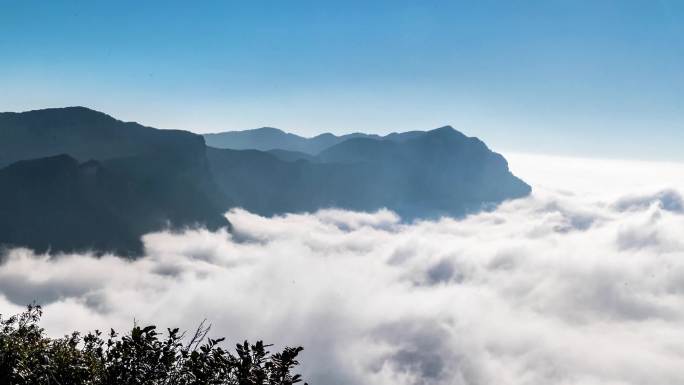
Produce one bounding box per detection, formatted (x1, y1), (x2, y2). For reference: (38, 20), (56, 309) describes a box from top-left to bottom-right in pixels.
(0, 107), (530, 255)
(0, 107), (229, 256)
(207, 126), (531, 219)
(204, 127), (381, 154)
(0, 155), (224, 256)
(0, 107), (207, 168)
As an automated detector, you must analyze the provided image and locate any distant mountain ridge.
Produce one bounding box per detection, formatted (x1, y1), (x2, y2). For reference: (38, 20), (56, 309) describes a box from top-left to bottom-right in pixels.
(0, 106), (530, 255)
(207, 126), (530, 219)
(205, 127), (387, 154)
(204, 126), (447, 156)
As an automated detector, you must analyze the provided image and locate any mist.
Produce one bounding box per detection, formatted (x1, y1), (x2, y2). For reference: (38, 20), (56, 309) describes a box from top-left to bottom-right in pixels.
(1, 154), (684, 385)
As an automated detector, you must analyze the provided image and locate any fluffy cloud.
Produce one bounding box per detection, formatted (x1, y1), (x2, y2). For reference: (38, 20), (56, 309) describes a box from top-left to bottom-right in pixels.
(1, 154), (684, 385)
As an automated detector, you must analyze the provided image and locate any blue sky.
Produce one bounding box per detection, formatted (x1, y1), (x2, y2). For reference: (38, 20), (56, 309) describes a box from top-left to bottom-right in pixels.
(1, 1), (683, 160)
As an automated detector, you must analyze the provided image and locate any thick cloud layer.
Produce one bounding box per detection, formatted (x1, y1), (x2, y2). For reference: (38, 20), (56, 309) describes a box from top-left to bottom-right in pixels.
(1, 154), (684, 385)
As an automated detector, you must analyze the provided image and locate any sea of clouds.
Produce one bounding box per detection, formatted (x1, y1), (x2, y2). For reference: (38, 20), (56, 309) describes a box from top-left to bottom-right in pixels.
(1, 154), (684, 385)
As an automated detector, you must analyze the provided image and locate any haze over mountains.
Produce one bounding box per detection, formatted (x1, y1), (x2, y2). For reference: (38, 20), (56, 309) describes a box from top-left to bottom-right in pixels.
(0, 107), (530, 255)
(205, 127), (374, 154)
(207, 128), (529, 219)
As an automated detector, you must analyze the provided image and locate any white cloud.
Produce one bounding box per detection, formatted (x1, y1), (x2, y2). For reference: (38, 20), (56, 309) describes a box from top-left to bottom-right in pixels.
(1, 154), (684, 384)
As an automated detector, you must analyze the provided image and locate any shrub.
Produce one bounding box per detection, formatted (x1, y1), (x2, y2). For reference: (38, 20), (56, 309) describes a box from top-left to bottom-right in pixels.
(0, 305), (307, 385)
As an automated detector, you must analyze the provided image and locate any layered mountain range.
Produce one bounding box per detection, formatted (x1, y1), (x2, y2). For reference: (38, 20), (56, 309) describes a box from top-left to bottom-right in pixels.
(0, 107), (530, 256)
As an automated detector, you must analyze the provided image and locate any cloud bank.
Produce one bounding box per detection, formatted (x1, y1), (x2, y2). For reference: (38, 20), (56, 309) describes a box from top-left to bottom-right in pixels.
(1, 154), (684, 385)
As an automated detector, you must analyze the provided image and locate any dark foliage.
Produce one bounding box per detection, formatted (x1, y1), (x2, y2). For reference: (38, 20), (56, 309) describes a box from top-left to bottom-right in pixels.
(0, 305), (307, 385)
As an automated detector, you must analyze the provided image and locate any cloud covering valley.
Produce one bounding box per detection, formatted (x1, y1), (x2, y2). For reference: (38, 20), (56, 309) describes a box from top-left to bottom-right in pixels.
(1, 154), (684, 385)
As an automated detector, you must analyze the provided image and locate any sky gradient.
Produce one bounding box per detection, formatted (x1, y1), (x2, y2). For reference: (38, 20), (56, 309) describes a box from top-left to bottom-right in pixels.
(1, 1), (683, 160)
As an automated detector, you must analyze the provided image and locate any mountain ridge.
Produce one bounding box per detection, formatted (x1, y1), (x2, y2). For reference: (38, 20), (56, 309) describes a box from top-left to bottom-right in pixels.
(0, 107), (229, 256)
(0, 106), (208, 168)
(0, 106), (530, 255)
(207, 125), (530, 219)
(204, 124), (479, 156)
(205, 126), (385, 154)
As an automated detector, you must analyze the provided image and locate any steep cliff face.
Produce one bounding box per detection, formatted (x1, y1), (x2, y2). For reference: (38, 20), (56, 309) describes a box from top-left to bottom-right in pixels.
(0, 108), (229, 256)
(207, 126), (530, 219)
(0, 153), (228, 257)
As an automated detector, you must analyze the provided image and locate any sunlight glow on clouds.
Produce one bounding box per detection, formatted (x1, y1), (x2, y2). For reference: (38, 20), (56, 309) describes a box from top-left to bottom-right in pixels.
(1, 154), (684, 384)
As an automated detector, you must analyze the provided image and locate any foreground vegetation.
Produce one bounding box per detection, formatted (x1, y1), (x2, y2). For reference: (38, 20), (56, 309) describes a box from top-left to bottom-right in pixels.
(0, 305), (307, 385)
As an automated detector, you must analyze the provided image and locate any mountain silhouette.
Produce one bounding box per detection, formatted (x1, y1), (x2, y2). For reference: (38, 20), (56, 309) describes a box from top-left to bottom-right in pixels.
(266, 149), (319, 163)
(204, 126), (451, 156)
(0, 107), (229, 255)
(0, 107), (209, 168)
(0, 107), (530, 255)
(207, 126), (530, 218)
(204, 127), (380, 154)
(0, 154), (227, 256)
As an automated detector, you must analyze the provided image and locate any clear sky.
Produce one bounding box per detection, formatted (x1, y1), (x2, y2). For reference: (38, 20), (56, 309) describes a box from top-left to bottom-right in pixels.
(1, 1), (683, 160)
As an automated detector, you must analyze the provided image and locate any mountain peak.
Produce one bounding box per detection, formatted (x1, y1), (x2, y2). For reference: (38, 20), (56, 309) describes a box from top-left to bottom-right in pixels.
(431, 125), (456, 132)
(425, 125), (468, 139)
(254, 126), (286, 133)
(312, 133), (336, 139)
(0, 107), (120, 128)
(7, 106), (111, 118)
